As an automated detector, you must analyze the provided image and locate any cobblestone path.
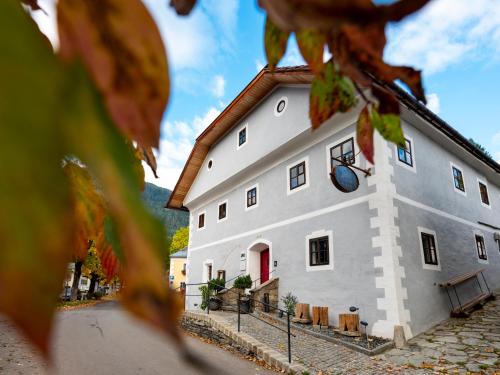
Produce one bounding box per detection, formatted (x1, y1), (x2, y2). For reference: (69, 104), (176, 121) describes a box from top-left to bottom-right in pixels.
(381, 296), (500, 374)
(213, 312), (428, 374)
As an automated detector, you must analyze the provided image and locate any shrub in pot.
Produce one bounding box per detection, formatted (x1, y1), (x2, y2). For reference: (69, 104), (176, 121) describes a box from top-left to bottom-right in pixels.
(233, 274), (252, 289)
(208, 277), (226, 293)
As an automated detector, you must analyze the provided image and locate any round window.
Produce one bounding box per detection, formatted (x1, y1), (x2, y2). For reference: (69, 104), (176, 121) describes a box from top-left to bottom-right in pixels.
(207, 159), (213, 170)
(277, 100), (286, 113)
(274, 96), (288, 117)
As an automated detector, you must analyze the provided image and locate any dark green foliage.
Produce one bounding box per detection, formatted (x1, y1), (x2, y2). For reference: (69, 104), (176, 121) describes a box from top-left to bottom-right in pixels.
(141, 182), (189, 237)
(199, 285), (211, 310)
(233, 274), (252, 289)
(208, 278), (226, 293)
(469, 138), (492, 158)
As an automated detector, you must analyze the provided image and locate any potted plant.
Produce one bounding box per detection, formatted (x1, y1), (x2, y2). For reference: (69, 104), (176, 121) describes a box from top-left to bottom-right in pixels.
(233, 275), (253, 313)
(280, 292), (298, 318)
(209, 277), (226, 293)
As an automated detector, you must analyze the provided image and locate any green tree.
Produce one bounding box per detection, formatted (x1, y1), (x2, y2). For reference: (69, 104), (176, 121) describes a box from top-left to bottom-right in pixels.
(82, 243), (106, 298)
(170, 226), (189, 254)
(469, 138), (492, 158)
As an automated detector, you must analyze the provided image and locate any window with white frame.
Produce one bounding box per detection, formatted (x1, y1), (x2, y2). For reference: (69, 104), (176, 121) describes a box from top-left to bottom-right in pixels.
(305, 230), (333, 272)
(418, 227), (440, 270)
(475, 234), (487, 261)
(478, 180), (490, 206)
(451, 165), (466, 193)
(245, 184), (258, 210)
(330, 137), (355, 169)
(218, 201), (227, 222)
(397, 138), (413, 167)
(237, 125), (247, 149)
(198, 212), (205, 229)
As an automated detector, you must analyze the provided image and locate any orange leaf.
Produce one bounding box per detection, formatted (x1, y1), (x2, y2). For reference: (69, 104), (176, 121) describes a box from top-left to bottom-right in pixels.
(57, 0), (169, 148)
(357, 105), (374, 164)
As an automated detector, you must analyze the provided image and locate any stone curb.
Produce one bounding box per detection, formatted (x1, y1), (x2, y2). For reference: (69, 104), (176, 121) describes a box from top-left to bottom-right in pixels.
(256, 310), (395, 356)
(183, 311), (308, 374)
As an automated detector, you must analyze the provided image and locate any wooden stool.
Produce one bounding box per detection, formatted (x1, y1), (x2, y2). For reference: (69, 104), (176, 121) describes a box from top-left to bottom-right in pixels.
(312, 306), (329, 327)
(292, 303), (311, 324)
(338, 313), (361, 336)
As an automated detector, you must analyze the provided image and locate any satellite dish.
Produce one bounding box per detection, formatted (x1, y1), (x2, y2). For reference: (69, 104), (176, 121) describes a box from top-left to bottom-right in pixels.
(330, 165), (359, 193)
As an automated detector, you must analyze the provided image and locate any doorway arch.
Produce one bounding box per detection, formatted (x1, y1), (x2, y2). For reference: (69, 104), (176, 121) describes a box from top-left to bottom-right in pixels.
(247, 239), (273, 288)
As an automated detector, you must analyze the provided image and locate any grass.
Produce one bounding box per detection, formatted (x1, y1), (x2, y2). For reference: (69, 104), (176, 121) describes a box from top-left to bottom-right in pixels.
(456, 361), (466, 366)
(479, 364), (489, 370)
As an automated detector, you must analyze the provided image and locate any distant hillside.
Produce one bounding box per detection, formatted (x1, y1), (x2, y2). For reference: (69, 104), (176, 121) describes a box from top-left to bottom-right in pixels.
(141, 182), (189, 237)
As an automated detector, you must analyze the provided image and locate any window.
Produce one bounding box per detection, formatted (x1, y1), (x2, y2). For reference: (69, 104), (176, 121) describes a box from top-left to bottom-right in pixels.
(247, 187), (257, 208)
(217, 270), (226, 281)
(274, 96), (288, 117)
(218, 201), (227, 222)
(207, 159), (213, 170)
(180, 282), (186, 290)
(475, 234), (487, 261)
(478, 181), (490, 206)
(289, 161), (306, 190)
(207, 264), (212, 281)
(330, 138), (355, 169)
(198, 213), (205, 229)
(418, 227), (440, 270)
(452, 165), (465, 193)
(237, 125), (247, 148)
(80, 278), (88, 286)
(397, 138), (413, 167)
(309, 237), (329, 266)
(421, 233), (438, 266)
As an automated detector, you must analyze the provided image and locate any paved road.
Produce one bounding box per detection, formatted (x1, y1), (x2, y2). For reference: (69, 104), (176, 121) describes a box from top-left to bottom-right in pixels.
(0, 302), (275, 375)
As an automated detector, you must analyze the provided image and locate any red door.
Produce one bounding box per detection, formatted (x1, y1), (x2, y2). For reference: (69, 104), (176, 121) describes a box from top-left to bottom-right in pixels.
(260, 249), (270, 284)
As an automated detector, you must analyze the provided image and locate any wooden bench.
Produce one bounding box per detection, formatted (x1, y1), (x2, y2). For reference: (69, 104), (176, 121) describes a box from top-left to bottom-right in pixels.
(439, 269), (493, 317)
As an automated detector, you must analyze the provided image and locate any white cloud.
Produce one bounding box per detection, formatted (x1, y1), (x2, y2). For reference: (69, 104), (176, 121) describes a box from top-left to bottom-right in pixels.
(492, 132), (500, 146)
(425, 93), (440, 114)
(203, 0), (238, 46)
(255, 59), (265, 72)
(211, 75), (226, 98)
(146, 107), (221, 189)
(385, 0), (500, 75)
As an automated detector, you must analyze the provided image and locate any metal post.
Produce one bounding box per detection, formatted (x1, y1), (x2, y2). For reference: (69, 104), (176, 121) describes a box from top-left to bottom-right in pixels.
(287, 312), (291, 363)
(237, 292), (241, 333)
(453, 285), (462, 310)
(207, 289), (210, 315)
(480, 272), (491, 294)
(475, 275), (484, 293)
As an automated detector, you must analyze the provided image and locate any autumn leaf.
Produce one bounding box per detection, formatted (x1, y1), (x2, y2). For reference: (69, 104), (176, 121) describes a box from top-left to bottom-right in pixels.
(57, 0), (170, 149)
(259, 0), (430, 32)
(61, 64), (184, 348)
(357, 105), (374, 164)
(137, 146), (158, 179)
(264, 17), (290, 71)
(296, 29), (326, 74)
(370, 107), (405, 147)
(309, 60), (357, 128)
(0, 0), (73, 358)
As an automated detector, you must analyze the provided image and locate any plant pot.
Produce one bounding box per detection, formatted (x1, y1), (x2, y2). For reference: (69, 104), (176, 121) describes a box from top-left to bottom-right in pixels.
(208, 296), (222, 311)
(239, 297), (251, 314)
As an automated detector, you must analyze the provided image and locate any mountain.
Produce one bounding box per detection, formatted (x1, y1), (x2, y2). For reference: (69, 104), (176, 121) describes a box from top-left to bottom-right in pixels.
(141, 182), (189, 237)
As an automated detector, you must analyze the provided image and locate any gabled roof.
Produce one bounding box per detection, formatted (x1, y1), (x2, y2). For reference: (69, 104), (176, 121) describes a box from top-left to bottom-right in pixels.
(166, 66), (314, 210)
(170, 247), (187, 258)
(166, 66), (500, 210)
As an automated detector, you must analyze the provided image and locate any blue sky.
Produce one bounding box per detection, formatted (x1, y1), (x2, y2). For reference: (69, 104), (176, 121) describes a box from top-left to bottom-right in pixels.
(33, 0), (500, 189)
